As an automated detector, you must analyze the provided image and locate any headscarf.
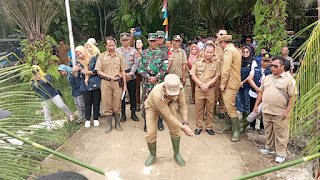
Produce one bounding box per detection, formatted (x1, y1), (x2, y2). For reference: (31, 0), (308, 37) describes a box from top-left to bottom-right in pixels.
(31, 65), (46, 81)
(75, 46), (92, 86)
(84, 42), (100, 56)
(241, 46), (255, 66)
(187, 44), (200, 69)
(58, 64), (72, 80)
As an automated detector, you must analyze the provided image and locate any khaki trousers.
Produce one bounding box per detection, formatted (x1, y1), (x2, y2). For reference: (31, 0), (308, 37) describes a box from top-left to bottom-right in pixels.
(101, 80), (122, 115)
(222, 88), (238, 118)
(216, 80), (226, 113)
(195, 86), (215, 130)
(145, 103), (181, 143)
(263, 113), (289, 157)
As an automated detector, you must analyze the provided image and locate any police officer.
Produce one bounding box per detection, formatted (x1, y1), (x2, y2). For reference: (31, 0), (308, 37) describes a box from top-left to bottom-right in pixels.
(95, 37), (127, 133)
(217, 35), (242, 142)
(116, 33), (139, 122)
(139, 33), (168, 132)
(168, 35), (187, 85)
(144, 74), (193, 166)
(190, 44), (221, 135)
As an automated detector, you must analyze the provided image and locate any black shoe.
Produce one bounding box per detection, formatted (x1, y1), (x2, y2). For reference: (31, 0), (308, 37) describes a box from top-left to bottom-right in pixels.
(206, 129), (215, 135)
(144, 123), (147, 132)
(120, 114), (126, 122)
(219, 113), (225, 119)
(136, 106), (140, 112)
(131, 111), (139, 121)
(158, 117), (164, 131)
(194, 129), (202, 135)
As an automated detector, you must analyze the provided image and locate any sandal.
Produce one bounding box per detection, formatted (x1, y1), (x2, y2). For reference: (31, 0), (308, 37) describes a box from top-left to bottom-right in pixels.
(247, 127), (255, 133)
(259, 129), (265, 135)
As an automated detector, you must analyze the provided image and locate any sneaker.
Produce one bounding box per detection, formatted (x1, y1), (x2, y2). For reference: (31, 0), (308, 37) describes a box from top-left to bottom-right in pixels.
(69, 115), (74, 121)
(85, 121), (91, 128)
(93, 120), (100, 127)
(275, 155), (285, 163)
(260, 147), (275, 155)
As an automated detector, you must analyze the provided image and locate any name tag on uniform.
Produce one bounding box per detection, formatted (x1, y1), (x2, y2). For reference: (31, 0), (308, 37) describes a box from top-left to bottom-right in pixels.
(210, 64), (215, 70)
(115, 58), (118, 63)
(198, 71), (203, 75)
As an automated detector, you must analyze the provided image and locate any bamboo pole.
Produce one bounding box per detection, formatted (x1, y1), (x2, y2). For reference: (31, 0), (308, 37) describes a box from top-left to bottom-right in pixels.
(0, 127), (105, 176)
(233, 153), (320, 180)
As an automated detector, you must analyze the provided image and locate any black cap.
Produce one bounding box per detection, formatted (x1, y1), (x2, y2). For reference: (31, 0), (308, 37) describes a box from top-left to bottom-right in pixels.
(261, 53), (272, 60)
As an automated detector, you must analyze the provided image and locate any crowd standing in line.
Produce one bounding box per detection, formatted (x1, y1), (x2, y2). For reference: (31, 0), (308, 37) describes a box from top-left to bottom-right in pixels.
(32, 28), (296, 164)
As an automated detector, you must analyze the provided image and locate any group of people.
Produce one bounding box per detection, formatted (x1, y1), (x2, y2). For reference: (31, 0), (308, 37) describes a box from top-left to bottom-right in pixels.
(31, 28), (296, 165)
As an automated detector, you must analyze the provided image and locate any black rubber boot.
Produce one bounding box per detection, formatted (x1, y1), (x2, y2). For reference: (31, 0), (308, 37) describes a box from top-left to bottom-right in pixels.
(120, 108), (126, 122)
(145, 142), (156, 166)
(240, 112), (249, 133)
(131, 110), (139, 121)
(216, 113), (232, 134)
(105, 115), (112, 133)
(114, 114), (123, 131)
(158, 116), (164, 131)
(231, 117), (240, 142)
(171, 137), (185, 165)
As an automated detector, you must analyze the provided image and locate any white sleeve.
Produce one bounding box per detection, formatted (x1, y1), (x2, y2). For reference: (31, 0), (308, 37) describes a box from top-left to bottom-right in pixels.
(249, 60), (258, 75)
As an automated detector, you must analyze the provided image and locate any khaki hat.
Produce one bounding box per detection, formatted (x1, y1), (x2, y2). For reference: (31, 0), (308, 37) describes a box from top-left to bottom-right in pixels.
(120, 32), (130, 40)
(148, 33), (157, 40)
(156, 30), (165, 38)
(172, 35), (181, 41)
(164, 74), (180, 96)
(219, 35), (232, 42)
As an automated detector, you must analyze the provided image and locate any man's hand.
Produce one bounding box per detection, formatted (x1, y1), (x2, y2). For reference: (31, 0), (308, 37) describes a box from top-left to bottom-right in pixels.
(125, 73), (132, 81)
(148, 76), (157, 84)
(240, 82), (244, 88)
(282, 111), (290, 120)
(253, 106), (258, 114)
(200, 83), (209, 92)
(130, 28), (136, 35)
(182, 125), (194, 136)
(220, 85), (226, 91)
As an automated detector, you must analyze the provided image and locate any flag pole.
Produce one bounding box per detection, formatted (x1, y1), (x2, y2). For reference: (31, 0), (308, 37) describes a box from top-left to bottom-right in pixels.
(65, 0), (76, 67)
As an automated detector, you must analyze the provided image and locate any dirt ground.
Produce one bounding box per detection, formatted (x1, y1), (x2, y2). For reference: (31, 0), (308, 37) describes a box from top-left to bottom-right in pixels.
(41, 81), (312, 180)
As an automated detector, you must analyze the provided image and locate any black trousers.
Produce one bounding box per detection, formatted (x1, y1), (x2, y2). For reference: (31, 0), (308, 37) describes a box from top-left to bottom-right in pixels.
(249, 96), (264, 129)
(122, 79), (137, 112)
(81, 88), (101, 121)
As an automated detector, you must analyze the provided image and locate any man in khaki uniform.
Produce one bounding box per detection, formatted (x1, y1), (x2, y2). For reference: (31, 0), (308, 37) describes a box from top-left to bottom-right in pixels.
(56, 40), (69, 65)
(95, 37), (127, 132)
(168, 35), (187, 85)
(217, 35), (242, 142)
(254, 56), (296, 163)
(190, 44), (220, 135)
(144, 74), (193, 166)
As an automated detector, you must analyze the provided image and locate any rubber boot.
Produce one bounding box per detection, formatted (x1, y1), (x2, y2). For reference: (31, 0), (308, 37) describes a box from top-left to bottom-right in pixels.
(120, 108), (126, 122)
(114, 114), (123, 131)
(145, 142), (156, 166)
(231, 117), (240, 142)
(143, 108), (147, 132)
(131, 110), (139, 121)
(158, 116), (164, 131)
(240, 112), (249, 133)
(216, 113), (232, 134)
(105, 115), (112, 133)
(213, 108), (220, 123)
(171, 137), (185, 165)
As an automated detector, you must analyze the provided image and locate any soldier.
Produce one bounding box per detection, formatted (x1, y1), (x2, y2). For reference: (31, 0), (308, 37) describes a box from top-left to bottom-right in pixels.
(95, 37), (127, 133)
(116, 33), (139, 122)
(168, 35), (187, 85)
(139, 33), (168, 132)
(254, 56), (296, 163)
(144, 74), (193, 166)
(217, 35), (242, 142)
(190, 44), (220, 135)
(214, 29), (228, 120)
(156, 30), (173, 68)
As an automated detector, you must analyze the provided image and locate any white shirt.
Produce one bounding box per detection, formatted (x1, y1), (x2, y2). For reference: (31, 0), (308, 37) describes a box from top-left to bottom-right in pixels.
(197, 42), (205, 49)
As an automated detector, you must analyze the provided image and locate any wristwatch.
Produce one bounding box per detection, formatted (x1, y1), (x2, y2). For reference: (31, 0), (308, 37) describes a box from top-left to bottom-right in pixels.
(182, 121), (188, 125)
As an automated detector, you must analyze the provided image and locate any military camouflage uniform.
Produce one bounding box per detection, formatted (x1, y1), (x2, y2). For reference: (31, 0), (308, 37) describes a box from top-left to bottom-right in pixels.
(139, 47), (168, 104)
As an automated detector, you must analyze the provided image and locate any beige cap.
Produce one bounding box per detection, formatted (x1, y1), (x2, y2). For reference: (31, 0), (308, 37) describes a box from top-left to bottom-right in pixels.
(87, 38), (97, 45)
(219, 35), (232, 42)
(164, 74), (180, 96)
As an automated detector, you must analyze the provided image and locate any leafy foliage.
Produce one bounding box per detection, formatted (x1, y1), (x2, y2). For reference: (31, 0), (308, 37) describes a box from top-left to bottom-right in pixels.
(253, 0), (288, 55)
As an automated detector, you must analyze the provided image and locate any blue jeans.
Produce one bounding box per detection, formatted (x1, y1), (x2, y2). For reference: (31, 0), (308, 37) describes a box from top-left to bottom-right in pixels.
(236, 87), (250, 113)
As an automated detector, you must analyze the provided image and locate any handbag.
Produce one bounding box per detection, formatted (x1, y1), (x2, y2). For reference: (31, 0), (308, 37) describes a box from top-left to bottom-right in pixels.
(87, 75), (101, 91)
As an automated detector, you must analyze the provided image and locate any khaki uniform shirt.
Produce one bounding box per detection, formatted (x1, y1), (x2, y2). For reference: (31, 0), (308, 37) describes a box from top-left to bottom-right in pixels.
(168, 48), (187, 78)
(56, 44), (69, 65)
(214, 42), (224, 61)
(190, 57), (221, 85)
(145, 82), (187, 129)
(220, 44), (241, 90)
(95, 51), (127, 77)
(260, 72), (296, 116)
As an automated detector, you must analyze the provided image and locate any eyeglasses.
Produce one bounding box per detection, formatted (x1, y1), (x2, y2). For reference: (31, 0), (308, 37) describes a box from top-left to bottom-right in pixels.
(242, 51), (250, 53)
(270, 64), (280, 68)
(220, 33), (226, 36)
